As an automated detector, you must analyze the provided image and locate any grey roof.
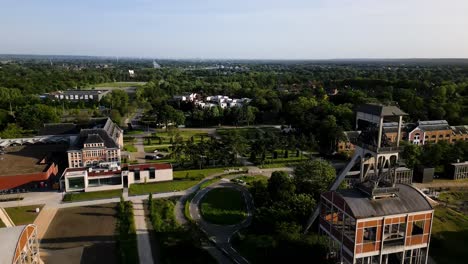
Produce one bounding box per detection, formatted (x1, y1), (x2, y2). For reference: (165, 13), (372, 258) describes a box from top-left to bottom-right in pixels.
(39, 118), (112, 136)
(51, 90), (108, 95)
(84, 134), (104, 144)
(335, 184), (432, 219)
(357, 104), (407, 117)
(417, 120), (451, 131)
(38, 123), (79, 136)
(78, 129), (118, 148)
(451, 125), (468, 135)
(0, 225), (29, 263)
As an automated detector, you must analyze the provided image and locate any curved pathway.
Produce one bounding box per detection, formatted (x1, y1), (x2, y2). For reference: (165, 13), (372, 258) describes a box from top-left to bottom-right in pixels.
(189, 180), (253, 264)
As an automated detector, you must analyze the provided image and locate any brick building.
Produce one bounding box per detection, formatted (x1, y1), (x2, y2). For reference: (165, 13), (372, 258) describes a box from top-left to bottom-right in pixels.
(38, 117), (123, 168)
(320, 184), (433, 264)
(338, 120), (468, 154)
(0, 144), (67, 190)
(308, 104), (434, 264)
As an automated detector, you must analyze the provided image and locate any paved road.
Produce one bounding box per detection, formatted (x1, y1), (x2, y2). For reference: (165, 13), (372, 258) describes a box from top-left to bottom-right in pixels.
(133, 200), (155, 264)
(189, 181), (253, 264)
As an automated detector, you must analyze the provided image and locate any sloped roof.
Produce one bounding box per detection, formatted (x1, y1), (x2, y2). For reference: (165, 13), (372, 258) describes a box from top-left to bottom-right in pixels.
(38, 123), (78, 136)
(333, 184), (432, 219)
(417, 120), (451, 131)
(451, 125), (468, 135)
(83, 134), (104, 145)
(357, 104), (407, 117)
(78, 129), (118, 148)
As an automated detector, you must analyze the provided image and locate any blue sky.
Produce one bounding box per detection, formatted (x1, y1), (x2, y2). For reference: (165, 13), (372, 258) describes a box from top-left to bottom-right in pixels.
(0, 0), (467, 59)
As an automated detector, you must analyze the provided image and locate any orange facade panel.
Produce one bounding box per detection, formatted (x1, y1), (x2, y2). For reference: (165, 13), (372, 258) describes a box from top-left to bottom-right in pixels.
(356, 229), (363, 244)
(413, 214), (426, 221)
(363, 220), (380, 227)
(362, 242), (378, 253)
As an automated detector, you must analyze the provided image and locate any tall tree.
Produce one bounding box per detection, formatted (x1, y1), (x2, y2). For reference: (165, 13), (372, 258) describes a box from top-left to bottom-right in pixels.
(293, 159), (336, 200)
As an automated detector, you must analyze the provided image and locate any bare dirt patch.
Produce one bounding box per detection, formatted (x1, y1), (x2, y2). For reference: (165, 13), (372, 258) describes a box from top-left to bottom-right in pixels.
(40, 203), (117, 264)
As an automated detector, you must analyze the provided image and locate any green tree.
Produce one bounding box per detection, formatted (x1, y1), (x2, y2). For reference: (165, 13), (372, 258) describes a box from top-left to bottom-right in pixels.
(401, 143), (422, 168)
(17, 104), (60, 130)
(267, 171), (295, 201)
(102, 90), (129, 116)
(293, 159), (336, 200)
(0, 123), (23, 138)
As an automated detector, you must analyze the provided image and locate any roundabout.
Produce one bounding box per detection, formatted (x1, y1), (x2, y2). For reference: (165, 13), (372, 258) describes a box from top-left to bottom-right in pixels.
(189, 180), (253, 264)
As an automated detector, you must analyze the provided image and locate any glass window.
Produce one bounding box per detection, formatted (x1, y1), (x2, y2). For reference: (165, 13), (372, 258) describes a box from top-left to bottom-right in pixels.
(363, 227), (377, 242)
(412, 221), (424, 235)
(134, 170), (140, 181)
(68, 177), (85, 190)
(149, 168), (155, 179)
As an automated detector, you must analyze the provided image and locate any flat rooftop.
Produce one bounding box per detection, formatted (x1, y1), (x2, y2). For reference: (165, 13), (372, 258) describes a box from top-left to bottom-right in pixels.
(0, 144), (67, 177)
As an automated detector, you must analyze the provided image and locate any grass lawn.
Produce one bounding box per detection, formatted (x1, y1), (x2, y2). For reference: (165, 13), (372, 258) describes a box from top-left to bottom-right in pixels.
(63, 189), (122, 202)
(184, 193), (196, 223)
(216, 127), (280, 139)
(123, 144), (138, 152)
(200, 188), (247, 225)
(145, 129), (209, 146)
(125, 130), (145, 135)
(430, 206), (468, 264)
(144, 145), (171, 153)
(4, 205), (44, 225)
(235, 175), (268, 186)
(199, 176), (222, 189)
(0, 219), (5, 227)
(173, 168), (228, 180)
(129, 180), (199, 195)
(259, 161), (301, 169)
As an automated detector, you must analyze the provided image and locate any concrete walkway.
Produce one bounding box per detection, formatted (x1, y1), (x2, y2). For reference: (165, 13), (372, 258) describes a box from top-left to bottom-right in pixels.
(133, 200), (154, 264)
(0, 207), (15, 227)
(34, 206), (58, 239)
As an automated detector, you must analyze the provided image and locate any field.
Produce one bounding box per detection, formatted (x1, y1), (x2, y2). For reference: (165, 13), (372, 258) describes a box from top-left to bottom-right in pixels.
(123, 143), (137, 152)
(93, 81), (146, 88)
(4, 204), (44, 225)
(173, 167), (228, 180)
(144, 129), (209, 146)
(235, 175), (269, 186)
(129, 180), (199, 195)
(216, 127), (280, 139)
(63, 189), (122, 202)
(200, 188), (247, 225)
(199, 176), (222, 189)
(430, 190), (468, 264)
(41, 203), (118, 264)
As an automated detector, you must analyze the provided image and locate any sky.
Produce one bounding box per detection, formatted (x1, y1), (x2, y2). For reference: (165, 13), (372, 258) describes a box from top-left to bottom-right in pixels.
(0, 0), (467, 59)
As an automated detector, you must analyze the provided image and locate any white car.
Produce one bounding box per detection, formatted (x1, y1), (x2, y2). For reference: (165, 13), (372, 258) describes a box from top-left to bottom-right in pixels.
(153, 150), (159, 153)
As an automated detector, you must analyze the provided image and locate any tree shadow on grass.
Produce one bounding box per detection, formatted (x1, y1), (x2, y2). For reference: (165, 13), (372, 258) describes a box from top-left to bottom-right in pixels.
(431, 229), (468, 264)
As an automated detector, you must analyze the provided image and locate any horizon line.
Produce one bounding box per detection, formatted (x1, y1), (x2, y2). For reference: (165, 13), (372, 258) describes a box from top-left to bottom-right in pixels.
(1, 53), (468, 61)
